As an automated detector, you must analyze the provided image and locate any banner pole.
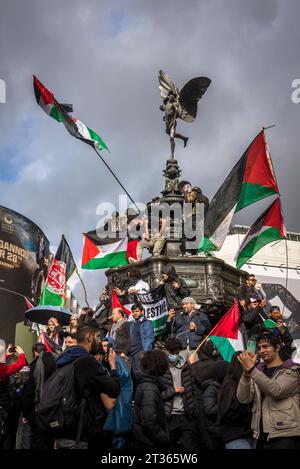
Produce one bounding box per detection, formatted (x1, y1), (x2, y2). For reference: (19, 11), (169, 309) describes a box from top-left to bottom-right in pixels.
(75, 267), (90, 307)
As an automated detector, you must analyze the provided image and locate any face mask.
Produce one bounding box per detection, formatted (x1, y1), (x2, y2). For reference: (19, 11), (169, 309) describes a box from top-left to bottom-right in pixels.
(168, 354), (178, 364)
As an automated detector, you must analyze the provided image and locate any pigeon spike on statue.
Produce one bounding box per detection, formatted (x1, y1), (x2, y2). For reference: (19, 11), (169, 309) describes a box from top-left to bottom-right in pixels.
(158, 70), (211, 159)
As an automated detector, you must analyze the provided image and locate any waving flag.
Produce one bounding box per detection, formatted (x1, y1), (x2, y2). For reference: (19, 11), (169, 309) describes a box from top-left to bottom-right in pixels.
(199, 130), (279, 253)
(40, 235), (76, 307)
(209, 301), (245, 362)
(235, 197), (285, 269)
(81, 230), (138, 269)
(33, 75), (108, 151)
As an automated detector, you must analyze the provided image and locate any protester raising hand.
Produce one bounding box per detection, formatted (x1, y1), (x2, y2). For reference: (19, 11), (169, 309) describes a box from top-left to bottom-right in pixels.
(237, 351), (257, 376)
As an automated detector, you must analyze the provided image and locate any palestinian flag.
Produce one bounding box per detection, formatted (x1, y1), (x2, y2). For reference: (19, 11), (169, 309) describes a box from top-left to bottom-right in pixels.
(33, 75), (72, 122)
(235, 197), (285, 269)
(40, 235), (76, 306)
(112, 290), (131, 316)
(82, 230), (138, 269)
(39, 332), (62, 354)
(209, 301), (245, 362)
(199, 130), (279, 253)
(33, 75), (108, 151)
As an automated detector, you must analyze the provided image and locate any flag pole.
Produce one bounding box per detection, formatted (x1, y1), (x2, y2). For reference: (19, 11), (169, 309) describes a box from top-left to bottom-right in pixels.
(191, 334), (211, 356)
(282, 238), (289, 316)
(93, 147), (140, 215)
(0, 287), (37, 305)
(75, 267), (90, 307)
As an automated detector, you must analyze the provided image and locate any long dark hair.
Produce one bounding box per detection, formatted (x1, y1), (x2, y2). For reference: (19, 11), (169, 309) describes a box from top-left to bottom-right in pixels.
(218, 351), (243, 419)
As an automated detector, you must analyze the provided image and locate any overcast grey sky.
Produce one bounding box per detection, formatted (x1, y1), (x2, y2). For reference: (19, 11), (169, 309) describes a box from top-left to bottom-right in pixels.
(0, 0), (299, 306)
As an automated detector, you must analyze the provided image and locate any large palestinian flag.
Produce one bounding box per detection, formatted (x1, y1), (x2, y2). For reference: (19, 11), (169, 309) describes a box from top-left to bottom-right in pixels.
(82, 230), (138, 269)
(33, 75), (108, 151)
(199, 130), (279, 253)
(209, 301), (245, 362)
(235, 197), (285, 269)
(40, 235), (76, 306)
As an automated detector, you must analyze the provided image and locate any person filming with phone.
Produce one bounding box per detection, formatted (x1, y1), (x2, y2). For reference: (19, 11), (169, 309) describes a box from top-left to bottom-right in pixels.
(237, 332), (300, 449)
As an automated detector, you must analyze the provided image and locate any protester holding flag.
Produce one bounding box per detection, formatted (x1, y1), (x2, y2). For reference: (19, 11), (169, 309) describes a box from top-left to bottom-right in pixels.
(166, 297), (211, 358)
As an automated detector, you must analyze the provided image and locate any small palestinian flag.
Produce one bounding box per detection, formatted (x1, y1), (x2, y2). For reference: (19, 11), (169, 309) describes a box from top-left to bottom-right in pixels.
(209, 301), (245, 362)
(235, 197), (285, 269)
(82, 230), (138, 269)
(39, 332), (62, 354)
(199, 130), (279, 253)
(111, 290), (131, 316)
(33, 75), (108, 151)
(40, 235), (76, 306)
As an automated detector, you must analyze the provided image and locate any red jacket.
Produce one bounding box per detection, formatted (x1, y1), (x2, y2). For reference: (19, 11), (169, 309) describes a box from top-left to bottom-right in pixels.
(0, 353), (26, 381)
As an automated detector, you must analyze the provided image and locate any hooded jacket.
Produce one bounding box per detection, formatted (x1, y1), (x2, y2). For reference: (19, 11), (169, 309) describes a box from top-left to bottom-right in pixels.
(160, 355), (195, 418)
(22, 352), (56, 423)
(237, 359), (300, 440)
(55, 346), (121, 442)
(132, 374), (170, 449)
(161, 265), (190, 309)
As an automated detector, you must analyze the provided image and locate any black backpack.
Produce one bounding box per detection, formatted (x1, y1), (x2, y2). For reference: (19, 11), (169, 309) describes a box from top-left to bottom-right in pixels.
(36, 356), (84, 431)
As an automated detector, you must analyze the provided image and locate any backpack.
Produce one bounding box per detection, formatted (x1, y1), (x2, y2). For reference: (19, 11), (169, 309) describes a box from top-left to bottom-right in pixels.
(36, 356), (84, 431)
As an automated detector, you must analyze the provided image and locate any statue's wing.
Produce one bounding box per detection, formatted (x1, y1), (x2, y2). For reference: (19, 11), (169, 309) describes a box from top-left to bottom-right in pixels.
(158, 69), (179, 99)
(179, 77), (211, 122)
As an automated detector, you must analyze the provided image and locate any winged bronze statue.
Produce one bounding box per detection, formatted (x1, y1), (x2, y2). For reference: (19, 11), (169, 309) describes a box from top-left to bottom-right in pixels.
(158, 70), (211, 159)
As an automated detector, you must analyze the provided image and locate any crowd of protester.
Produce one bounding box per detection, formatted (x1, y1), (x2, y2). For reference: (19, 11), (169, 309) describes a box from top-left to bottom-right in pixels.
(0, 268), (299, 450)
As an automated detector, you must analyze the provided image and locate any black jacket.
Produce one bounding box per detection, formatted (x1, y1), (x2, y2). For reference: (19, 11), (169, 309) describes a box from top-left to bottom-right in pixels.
(218, 383), (252, 444)
(160, 359), (195, 418)
(201, 379), (222, 441)
(22, 352), (56, 423)
(113, 321), (131, 356)
(166, 310), (211, 349)
(241, 306), (268, 338)
(161, 265), (190, 309)
(94, 298), (112, 336)
(133, 374), (170, 449)
(55, 347), (121, 442)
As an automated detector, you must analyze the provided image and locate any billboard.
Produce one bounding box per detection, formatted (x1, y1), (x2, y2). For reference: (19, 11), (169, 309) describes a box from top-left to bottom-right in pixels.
(0, 206), (50, 343)
(241, 265), (300, 363)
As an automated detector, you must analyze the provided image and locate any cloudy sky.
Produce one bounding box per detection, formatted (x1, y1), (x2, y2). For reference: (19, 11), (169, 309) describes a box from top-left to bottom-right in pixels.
(0, 0), (299, 306)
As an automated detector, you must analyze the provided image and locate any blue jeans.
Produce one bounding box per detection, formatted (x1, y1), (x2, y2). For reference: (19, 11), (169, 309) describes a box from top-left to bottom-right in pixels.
(225, 438), (256, 449)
